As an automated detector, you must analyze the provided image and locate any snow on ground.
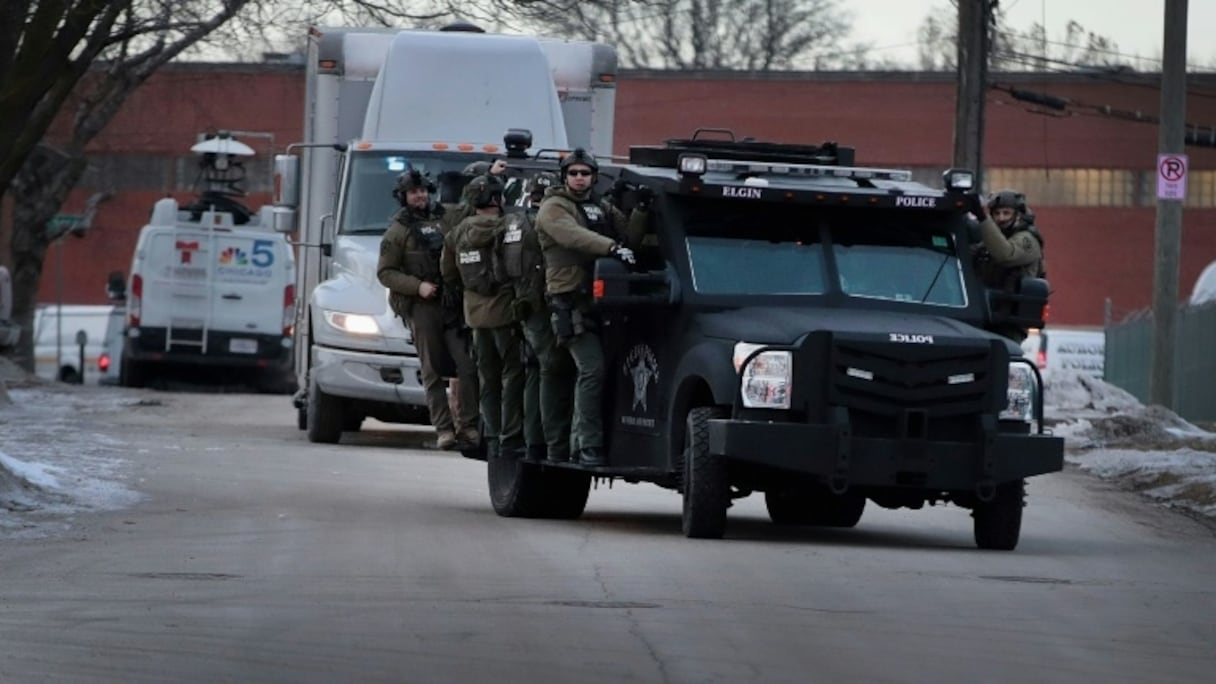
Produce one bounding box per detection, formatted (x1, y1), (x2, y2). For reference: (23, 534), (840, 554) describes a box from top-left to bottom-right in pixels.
(0, 371), (144, 539)
(0, 364), (1213, 539)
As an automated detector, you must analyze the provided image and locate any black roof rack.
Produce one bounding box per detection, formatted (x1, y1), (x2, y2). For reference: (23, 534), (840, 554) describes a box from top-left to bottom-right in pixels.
(629, 128), (856, 168)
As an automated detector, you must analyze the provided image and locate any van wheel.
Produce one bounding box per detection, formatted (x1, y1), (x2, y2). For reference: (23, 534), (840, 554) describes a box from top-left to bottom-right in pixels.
(765, 488), (865, 528)
(306, 376), (344, 444)
(973, 480), (1025, 551)
(487, 448), (548, 518)
(539, 469), (592, 520)
(59, 366), (81, 385)
(681, 406), (729, 539)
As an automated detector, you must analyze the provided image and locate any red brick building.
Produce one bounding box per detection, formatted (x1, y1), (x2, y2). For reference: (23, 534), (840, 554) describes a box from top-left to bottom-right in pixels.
(17, 63), (1216, 326)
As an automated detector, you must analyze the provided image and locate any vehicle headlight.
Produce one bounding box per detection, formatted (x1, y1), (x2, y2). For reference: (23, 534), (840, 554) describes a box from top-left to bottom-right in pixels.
(734, 342), (793, 410)
(1001, 362), (1038, 422)
(323, 310), (380, 336)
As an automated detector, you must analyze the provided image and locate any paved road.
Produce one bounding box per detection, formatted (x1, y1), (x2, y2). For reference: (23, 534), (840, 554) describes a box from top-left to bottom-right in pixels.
(1, 390), (1214, 683)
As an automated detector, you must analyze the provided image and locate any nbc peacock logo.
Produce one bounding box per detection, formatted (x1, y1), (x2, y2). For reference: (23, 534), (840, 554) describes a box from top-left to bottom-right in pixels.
(219, 246), (248, 266)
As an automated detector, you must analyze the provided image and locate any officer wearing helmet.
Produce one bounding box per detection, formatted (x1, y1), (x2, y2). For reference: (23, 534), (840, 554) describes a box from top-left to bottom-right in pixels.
(442, 173), (525, 459)
(534, 148), (650, 467)
(445, 159), (510, 230)
(378, 167), (480, 450)
(968, 188), (1046, 341)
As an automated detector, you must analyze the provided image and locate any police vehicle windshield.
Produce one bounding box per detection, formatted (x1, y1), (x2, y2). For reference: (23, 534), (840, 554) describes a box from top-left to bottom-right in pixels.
(339, 151), (496, 235)
(679, 198), (967, 306)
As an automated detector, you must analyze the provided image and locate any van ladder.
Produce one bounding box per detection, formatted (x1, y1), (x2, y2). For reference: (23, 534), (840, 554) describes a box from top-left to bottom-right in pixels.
(163, 212), (216, 354)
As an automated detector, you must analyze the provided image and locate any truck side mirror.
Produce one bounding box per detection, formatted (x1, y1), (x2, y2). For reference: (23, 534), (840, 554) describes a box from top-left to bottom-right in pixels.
(592, 258), (680, 307)
(273, 154), (301, 235)
(989, 276), (1049, 331)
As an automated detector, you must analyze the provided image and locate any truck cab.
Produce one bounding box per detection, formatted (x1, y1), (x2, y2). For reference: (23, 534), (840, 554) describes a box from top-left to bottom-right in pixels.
(484, 133), (1064, 550)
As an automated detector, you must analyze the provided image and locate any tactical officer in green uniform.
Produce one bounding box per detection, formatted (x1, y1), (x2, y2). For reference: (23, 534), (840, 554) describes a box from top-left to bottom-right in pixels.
(534, 149), (650, 466)
(377, 168), (480, 450)
(442, 174), (525, 459)
(502, 171), (564, 461)
(969, 189), (1047, 342)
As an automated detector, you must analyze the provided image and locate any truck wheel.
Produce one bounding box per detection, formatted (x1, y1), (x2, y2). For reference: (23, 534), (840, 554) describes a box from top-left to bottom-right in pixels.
(765, 489), (866, 528)
(342, 412), (364, 433)
(973, 480), (1025, 551)
(539, 469), (592, 520)
(487, 449), (547, 518)
(681, 406), (729, 539)
(306, 376), (344, 444)
(120, 356), (147, 388)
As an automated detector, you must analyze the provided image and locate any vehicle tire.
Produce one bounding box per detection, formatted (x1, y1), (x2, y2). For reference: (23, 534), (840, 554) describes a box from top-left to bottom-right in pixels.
(681, 406), (730, 539)
(120, 356), (147, 388)
(765, 489), (866, 528)
(59, 366), (81, 385)
(973, 480), (1025, 551)
(296, 405), (307, 431)
(487, 448), (548, 518)
(306, 375), (344, 444)
(539, 469), (592, 520)
(342, 412), (364, 433)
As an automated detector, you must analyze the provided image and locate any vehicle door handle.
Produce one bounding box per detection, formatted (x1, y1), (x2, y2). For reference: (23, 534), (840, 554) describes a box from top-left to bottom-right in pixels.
(221, 293), (243, 300)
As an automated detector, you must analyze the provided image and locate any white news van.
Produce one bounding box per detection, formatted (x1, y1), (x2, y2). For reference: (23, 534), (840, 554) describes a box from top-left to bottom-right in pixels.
(122, 135), (296, 391)
(273, 25), (617, 443)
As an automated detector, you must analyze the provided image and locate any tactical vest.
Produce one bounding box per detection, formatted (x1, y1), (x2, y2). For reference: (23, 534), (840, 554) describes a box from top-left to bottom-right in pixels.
(544, 196), (616, 269)
(455, 223), (502, 296)
(497, 212), (545, 302)
(404, 215), (445, 283)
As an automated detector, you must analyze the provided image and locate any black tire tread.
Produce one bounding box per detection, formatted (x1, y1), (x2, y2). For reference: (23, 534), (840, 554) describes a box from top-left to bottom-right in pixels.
(682, 406), (730, 539)
(973, 480), (1025, 551)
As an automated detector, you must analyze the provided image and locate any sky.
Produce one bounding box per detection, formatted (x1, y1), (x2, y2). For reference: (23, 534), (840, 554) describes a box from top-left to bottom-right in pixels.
(1, 361), (1213, 539)
(850, 0), (1216, 68)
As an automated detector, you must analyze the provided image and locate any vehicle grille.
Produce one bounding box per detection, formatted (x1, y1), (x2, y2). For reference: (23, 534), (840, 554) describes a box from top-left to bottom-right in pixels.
(830, 339), (996, 421)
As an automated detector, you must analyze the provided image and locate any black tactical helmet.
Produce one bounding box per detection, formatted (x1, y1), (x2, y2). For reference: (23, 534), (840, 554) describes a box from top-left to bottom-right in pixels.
(467, 174), (505, 209)
(463, 160), (492, 177)
(392, 168), (434, 202)
(987, 189), (1028, 214)
(560, 147), (598, 178)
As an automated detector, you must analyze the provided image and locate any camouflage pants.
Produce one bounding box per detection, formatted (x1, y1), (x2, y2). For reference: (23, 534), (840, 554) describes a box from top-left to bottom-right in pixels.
(473, 325), (525, 451)
(520, 305), (570, 459)
(408, 301), (479, 436)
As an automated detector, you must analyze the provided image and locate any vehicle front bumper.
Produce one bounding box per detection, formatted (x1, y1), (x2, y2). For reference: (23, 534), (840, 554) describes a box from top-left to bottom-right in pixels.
(708, 419), (1064, 489)
(312, 345), (426, 407)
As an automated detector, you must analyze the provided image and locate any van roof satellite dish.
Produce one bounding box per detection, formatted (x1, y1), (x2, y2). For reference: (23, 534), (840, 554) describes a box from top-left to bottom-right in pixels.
(191, 137), (255, 156)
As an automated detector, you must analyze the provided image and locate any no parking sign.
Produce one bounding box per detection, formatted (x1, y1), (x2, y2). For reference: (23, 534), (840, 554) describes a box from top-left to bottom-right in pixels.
(1157, 153), (1188, 201)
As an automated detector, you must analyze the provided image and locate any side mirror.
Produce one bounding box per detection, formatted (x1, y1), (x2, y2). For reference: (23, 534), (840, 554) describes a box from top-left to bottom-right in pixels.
(273, 207), (297, 234)
(989, 276), (1049, 330)
(592, 258), (679, 307)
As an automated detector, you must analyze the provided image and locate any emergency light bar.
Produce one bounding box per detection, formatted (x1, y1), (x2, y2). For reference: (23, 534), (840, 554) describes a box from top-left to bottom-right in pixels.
(700, 158), (913, 183)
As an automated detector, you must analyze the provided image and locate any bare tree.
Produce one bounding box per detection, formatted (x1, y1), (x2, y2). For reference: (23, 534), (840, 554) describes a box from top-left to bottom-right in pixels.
(471, 0), (854, 70)
(0, 0), (452, 372)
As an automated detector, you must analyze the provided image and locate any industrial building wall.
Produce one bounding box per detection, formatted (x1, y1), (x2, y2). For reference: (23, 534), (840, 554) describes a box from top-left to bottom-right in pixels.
(19, 64), (1216, 327)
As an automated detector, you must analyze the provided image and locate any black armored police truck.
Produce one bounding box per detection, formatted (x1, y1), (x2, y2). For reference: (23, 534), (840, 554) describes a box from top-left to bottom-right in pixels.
(478, 131), (1064, 550)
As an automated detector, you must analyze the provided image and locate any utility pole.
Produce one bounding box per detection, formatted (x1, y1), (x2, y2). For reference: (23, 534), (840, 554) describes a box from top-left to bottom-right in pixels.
(954, 0), (993, 190)
(1151, 0), (1188, 408)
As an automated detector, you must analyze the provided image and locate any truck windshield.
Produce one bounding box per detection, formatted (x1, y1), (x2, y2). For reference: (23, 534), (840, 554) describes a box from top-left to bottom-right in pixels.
(338, 151), (495, 235)
(679, 198), (966, 305)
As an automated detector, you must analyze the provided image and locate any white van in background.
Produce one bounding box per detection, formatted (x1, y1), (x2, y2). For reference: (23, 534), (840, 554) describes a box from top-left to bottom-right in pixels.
(1021, 327), (1105, 382)
(33, 304), (114, 384)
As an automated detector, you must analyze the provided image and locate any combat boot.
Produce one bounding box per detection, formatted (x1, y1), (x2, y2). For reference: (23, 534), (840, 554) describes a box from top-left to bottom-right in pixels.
(436, 431), (458, 450)
(457, 426), (481, 450)
(577, 447), (606, 467)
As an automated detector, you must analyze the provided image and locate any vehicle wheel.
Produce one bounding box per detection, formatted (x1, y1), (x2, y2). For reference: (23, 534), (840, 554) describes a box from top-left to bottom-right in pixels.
(120, 356), (147, 388)
(342, 412), (364, 433)
(59, 366), (81, 385)
(681, 406), (730, 539)
(296, 405), (307, 431)
(487, 448), (548, 518)
(765, 489), (865, 528)
(539, 469), (592, 520)
(306, 375), (344, 444)
(973, 480), (1025, 551)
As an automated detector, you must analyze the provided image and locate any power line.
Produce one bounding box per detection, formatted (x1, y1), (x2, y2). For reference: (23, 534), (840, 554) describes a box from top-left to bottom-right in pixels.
(994, 49), (1216, 99)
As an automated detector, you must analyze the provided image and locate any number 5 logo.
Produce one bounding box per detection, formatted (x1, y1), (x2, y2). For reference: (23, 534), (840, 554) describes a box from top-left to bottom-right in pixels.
(252, 239), (275, 268)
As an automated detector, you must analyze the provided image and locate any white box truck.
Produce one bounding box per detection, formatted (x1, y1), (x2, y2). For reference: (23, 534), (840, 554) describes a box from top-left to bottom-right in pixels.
(121, 135), (296, 391)
(273, 25), (617, 443)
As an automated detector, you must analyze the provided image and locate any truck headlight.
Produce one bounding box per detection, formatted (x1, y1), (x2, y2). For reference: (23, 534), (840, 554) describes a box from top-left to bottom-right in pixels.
(1001, 363), (1038, 422)
(323, 310), (380, 336)
(734, 342), (792, 410)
